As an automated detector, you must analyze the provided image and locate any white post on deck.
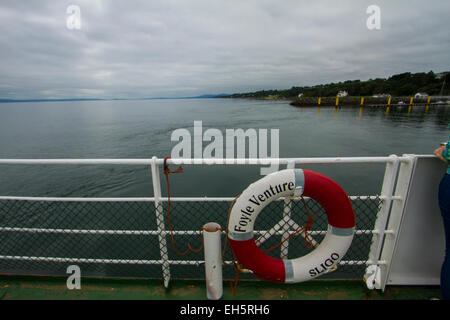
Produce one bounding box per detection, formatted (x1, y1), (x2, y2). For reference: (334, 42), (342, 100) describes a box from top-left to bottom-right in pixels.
(202, 222), (223, 300)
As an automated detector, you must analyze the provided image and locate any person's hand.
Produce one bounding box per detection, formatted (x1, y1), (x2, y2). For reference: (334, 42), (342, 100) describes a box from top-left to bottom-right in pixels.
(434, 146), (446, 163)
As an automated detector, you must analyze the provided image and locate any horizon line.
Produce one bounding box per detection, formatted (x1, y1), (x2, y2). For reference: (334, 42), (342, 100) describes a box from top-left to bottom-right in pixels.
(0, 94), (231, 103)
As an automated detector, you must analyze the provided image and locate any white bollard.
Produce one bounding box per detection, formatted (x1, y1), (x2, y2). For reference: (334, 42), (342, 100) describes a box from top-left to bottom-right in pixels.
(202, 222), (223, 300)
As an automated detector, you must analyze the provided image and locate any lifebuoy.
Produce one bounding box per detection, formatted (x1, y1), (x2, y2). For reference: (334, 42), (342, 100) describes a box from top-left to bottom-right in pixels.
(227, 169), (355, 283)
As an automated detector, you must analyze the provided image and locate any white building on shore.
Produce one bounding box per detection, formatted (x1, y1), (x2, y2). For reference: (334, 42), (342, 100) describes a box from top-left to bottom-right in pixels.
(337, 90), (348, 97)
(414, 92), (429, 98)
(373, 93), (391, 98)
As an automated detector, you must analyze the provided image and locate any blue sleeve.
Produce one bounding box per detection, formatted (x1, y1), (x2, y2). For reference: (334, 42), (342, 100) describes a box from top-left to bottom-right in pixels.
(443, 142), (450, 161)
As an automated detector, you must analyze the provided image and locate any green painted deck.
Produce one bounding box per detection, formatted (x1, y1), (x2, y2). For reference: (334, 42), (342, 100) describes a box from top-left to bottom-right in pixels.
(0, 275), (442, 300)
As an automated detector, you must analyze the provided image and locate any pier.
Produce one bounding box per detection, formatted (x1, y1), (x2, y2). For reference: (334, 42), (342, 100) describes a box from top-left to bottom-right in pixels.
(290, 96), (450, 107)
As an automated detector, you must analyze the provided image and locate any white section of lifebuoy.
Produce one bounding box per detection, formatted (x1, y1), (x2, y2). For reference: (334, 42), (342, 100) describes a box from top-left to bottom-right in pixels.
(228, 169), (298, 240)
(285, 225), (354, 283)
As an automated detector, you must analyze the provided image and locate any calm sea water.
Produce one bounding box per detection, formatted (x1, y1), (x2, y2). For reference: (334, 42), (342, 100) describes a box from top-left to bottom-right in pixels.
(0, 99), (449, 198)
(1, 98), (449, 279)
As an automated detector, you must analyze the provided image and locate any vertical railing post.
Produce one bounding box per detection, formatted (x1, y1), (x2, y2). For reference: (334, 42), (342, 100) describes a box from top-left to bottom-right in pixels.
(364, 154), (399, 289)
(378, 154), (416, 291)
(151, 156), (171, 288)
(280, 161), (296, 259)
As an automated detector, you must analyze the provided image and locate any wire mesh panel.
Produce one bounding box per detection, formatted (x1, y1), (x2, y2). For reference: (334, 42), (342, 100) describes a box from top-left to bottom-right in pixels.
(0, 195), (381, 281)
(0, 200), (162, 278)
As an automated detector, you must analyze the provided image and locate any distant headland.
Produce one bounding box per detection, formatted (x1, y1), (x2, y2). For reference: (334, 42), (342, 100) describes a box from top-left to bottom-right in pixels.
(0, 94), (230, 103)
(225, 71), (450, 105)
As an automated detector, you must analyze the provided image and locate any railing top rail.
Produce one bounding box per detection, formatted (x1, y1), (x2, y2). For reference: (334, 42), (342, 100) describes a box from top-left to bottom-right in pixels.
(0, 155), (410, 166)
(0, 195), (384, 202)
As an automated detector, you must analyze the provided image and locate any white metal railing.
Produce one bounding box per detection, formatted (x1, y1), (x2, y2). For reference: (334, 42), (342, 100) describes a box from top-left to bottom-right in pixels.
(0, 156), (402, 165)
(0, 155), (417, 290)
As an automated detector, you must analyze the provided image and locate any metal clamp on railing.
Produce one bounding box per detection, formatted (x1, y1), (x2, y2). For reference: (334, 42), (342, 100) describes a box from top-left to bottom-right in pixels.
(364, 265), (382, 289)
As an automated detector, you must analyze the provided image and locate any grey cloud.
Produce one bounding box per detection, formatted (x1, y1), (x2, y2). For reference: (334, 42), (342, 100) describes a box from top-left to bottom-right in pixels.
(0, 0), (449, 99)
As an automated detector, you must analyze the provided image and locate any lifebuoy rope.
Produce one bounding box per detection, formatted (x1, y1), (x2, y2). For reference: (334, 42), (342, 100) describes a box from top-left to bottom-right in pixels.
(163, 156), (204, 255)
(163, 158), (240, 292)
(262, 198), (318, 253)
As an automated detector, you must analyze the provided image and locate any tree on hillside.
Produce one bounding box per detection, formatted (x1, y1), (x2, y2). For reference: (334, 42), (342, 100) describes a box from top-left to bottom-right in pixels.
(229, 71), (450, 98)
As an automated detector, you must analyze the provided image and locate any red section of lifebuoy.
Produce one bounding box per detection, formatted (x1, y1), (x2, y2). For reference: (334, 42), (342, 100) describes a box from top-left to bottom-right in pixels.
(228, 238), (285, 283)
(302, 169), (355, 229)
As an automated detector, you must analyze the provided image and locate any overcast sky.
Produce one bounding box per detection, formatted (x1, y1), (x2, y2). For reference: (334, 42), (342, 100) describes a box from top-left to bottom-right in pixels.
(0, 0), (449, 99)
